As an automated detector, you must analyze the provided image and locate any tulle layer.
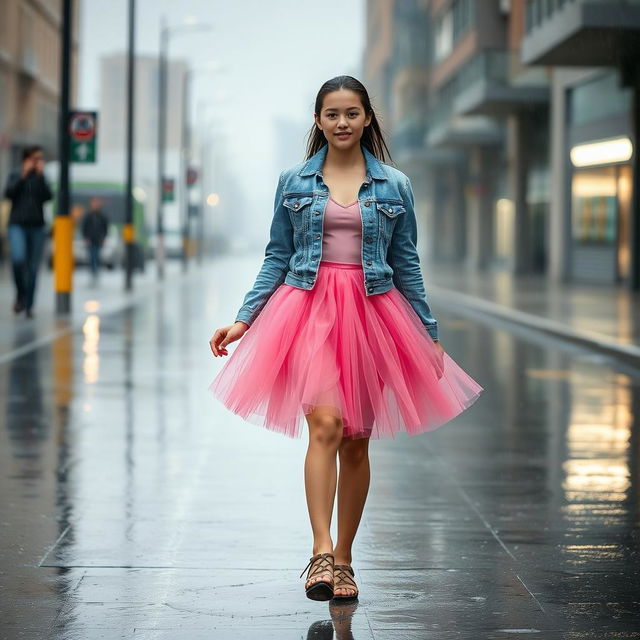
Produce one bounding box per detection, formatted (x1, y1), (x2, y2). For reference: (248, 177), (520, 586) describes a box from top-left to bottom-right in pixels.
(209, 260), (483, 439)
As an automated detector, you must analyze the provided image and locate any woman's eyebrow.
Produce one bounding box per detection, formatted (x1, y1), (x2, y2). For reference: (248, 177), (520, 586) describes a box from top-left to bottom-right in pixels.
(324, 106), (362, 111)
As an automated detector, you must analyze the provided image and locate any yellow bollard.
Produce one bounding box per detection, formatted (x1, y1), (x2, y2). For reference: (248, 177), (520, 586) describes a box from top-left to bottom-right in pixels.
(123, 223), (135, 243)
(54, 215), (74, 295)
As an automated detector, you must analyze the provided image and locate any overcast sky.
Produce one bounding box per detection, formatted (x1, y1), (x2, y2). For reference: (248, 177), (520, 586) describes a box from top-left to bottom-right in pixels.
(78, 0), (365, 228)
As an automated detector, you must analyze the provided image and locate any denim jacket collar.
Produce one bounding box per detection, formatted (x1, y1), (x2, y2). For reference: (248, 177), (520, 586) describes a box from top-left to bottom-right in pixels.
(297, 143), (388, 181)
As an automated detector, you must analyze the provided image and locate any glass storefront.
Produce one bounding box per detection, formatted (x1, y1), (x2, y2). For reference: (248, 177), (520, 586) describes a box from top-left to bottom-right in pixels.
(571, 164), (632, 281)
(568, 70), (634, 284)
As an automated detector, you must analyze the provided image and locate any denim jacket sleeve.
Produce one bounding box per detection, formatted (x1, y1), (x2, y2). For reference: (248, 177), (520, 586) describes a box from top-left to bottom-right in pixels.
(388, 176), (439, 342)
(234, 170), (293, 326)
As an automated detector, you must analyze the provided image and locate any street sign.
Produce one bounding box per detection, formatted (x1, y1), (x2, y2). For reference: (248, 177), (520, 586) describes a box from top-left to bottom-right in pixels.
(186, 167), (198, 187)
(162, 177), (175, 202)
(69, 111), (98, 163)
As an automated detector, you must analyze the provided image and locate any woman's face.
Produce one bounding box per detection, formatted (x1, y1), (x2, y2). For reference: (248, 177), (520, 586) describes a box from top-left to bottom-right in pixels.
(314, 89), (372, 151)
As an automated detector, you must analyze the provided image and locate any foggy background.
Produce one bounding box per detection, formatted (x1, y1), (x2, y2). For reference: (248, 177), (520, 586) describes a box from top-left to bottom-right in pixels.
(78, 0), (365, 249)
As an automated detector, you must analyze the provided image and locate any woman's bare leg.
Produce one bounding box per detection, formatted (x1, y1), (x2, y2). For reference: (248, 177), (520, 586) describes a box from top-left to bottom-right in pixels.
(333, 436), (370, 596)
(303, 406), (343, 588)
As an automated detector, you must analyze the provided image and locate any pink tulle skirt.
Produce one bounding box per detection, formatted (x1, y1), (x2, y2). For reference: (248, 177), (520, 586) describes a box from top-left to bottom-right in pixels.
(209, 260), (483, 440)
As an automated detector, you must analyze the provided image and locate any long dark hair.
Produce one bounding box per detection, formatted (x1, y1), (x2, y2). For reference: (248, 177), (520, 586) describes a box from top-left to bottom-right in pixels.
(304, 75), (393, 164)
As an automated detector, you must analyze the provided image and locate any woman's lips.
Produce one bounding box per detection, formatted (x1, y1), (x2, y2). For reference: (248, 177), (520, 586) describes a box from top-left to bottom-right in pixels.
(336, 133), (351, 139)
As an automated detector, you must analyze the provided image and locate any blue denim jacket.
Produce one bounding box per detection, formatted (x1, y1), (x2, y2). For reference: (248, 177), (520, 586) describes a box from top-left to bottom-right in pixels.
(235, 143), (439, 341)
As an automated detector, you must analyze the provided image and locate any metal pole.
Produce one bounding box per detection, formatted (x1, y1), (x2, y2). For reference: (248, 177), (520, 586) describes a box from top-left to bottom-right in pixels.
(156, 18), (168, 279)
(55, 0), (73, 314)
(180, 70), (190, 272)
(124, 0), (136, 290)
(197, 126), (207, 265)
(631, 68), (640, 290)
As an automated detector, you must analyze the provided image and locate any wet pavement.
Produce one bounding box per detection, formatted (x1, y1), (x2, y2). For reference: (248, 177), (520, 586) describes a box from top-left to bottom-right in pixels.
(0, 259), (185, 361)
(1, 254), (640, 639)
(427, 264), (640, 365)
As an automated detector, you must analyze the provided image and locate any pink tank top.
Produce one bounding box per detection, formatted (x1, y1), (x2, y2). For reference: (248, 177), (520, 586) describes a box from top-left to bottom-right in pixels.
(321, 197), (362, 264)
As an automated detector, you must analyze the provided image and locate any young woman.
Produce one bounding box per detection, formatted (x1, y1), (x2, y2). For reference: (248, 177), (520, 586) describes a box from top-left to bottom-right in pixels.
(209, 76), (483, 603)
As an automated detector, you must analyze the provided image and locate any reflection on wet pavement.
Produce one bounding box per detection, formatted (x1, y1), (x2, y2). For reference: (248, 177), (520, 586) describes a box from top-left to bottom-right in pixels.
(1, 258), (639, 639)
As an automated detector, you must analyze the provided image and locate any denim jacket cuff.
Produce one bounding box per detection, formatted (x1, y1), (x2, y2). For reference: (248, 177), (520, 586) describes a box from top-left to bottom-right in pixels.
(426, 324), (438, 341)
(235, 307), (254, 326)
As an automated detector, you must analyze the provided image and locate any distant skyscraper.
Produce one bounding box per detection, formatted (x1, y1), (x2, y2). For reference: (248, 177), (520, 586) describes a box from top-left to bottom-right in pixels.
(99, 53), (186, 153)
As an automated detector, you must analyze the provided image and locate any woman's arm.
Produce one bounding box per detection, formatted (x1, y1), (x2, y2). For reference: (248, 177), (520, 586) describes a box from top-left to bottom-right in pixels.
(4, 170), (25, 200)
(38, 175), (53, 203)
(234, 170), (294, 326)
(387, 176), (439, 342)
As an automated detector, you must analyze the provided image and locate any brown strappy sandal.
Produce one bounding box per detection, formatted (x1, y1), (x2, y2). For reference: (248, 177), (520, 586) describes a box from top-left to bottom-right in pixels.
(332, 563), (359, 601)
(299, 551), (335, 601)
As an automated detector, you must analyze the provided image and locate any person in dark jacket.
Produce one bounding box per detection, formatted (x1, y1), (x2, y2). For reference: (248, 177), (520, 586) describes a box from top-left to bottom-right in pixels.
(81, 197), (109, 280)
(3, 145), (52, 317)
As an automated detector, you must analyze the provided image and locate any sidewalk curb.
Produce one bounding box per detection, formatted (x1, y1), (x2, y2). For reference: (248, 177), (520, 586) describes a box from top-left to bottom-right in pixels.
(429, 284), (640, 367)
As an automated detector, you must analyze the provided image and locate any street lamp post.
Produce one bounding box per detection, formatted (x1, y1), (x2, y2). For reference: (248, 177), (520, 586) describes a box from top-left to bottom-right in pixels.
(155, 18), (213, 280)
(55, 0), (73, 314)
(124, 0), (136, 291)
(156, 18), (168, 279)
(194, 100), (228, 265)
(180, 63), (225, 272)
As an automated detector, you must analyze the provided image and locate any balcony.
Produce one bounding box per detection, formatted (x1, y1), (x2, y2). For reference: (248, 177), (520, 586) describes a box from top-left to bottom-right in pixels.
(426, 101), (504, 148)
(522, 0), (640, 66)
(454, 50), (550, 117)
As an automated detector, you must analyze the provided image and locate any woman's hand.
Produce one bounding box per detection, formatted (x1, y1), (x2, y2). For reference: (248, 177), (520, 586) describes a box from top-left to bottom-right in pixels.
(21, 158), (34, 177)
(433, 340), (445, 379)
(209, 321), (249, 357)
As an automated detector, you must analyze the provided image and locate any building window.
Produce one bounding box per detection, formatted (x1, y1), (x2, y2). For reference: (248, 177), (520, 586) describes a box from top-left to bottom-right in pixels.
(452, 0), (473, 41)
(434, 11), (453, 61)
(569, 71), (632, 127)
(434, 0), (473, 62)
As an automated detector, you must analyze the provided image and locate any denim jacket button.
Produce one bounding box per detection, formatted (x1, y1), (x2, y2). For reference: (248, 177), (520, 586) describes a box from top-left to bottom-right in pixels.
(367, 287), (373, 293)
(366, 260), (372, 265)
(314, 211), (320, 215)
(364, 200), (371, 207)
(315, 234), (320, 239)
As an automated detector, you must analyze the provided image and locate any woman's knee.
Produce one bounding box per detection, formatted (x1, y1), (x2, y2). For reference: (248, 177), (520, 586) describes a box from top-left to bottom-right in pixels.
(339, 437), (370, 466)
(307, 410), (343, 448)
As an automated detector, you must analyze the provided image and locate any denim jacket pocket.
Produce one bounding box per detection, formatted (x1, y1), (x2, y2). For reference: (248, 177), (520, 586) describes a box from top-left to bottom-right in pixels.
(377, 202), (405, 239)
(283, 196), (313, 232)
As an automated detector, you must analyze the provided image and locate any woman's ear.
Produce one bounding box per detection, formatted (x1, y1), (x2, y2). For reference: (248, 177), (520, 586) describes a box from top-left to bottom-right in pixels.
(314, 113), (322, 131)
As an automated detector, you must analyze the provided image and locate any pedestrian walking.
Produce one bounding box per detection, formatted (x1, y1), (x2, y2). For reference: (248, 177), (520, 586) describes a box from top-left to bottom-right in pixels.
(208, 76), (484, 602)
(3, 145), (52, 318)
(81, 197), (109, 282)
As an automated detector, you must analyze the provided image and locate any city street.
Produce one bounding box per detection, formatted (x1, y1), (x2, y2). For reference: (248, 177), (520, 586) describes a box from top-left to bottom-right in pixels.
(1, 254), (639, 639)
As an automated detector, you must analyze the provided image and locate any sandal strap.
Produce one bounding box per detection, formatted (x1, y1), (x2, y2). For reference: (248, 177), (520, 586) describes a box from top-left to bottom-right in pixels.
(299, 552), (334, 580)
(334, 563), (355, 576)
(333, 564), (358, 591)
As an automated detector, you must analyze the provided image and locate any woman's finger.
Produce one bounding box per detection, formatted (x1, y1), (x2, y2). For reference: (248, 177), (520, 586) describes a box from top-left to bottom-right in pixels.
(210, 329), (224, 356)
